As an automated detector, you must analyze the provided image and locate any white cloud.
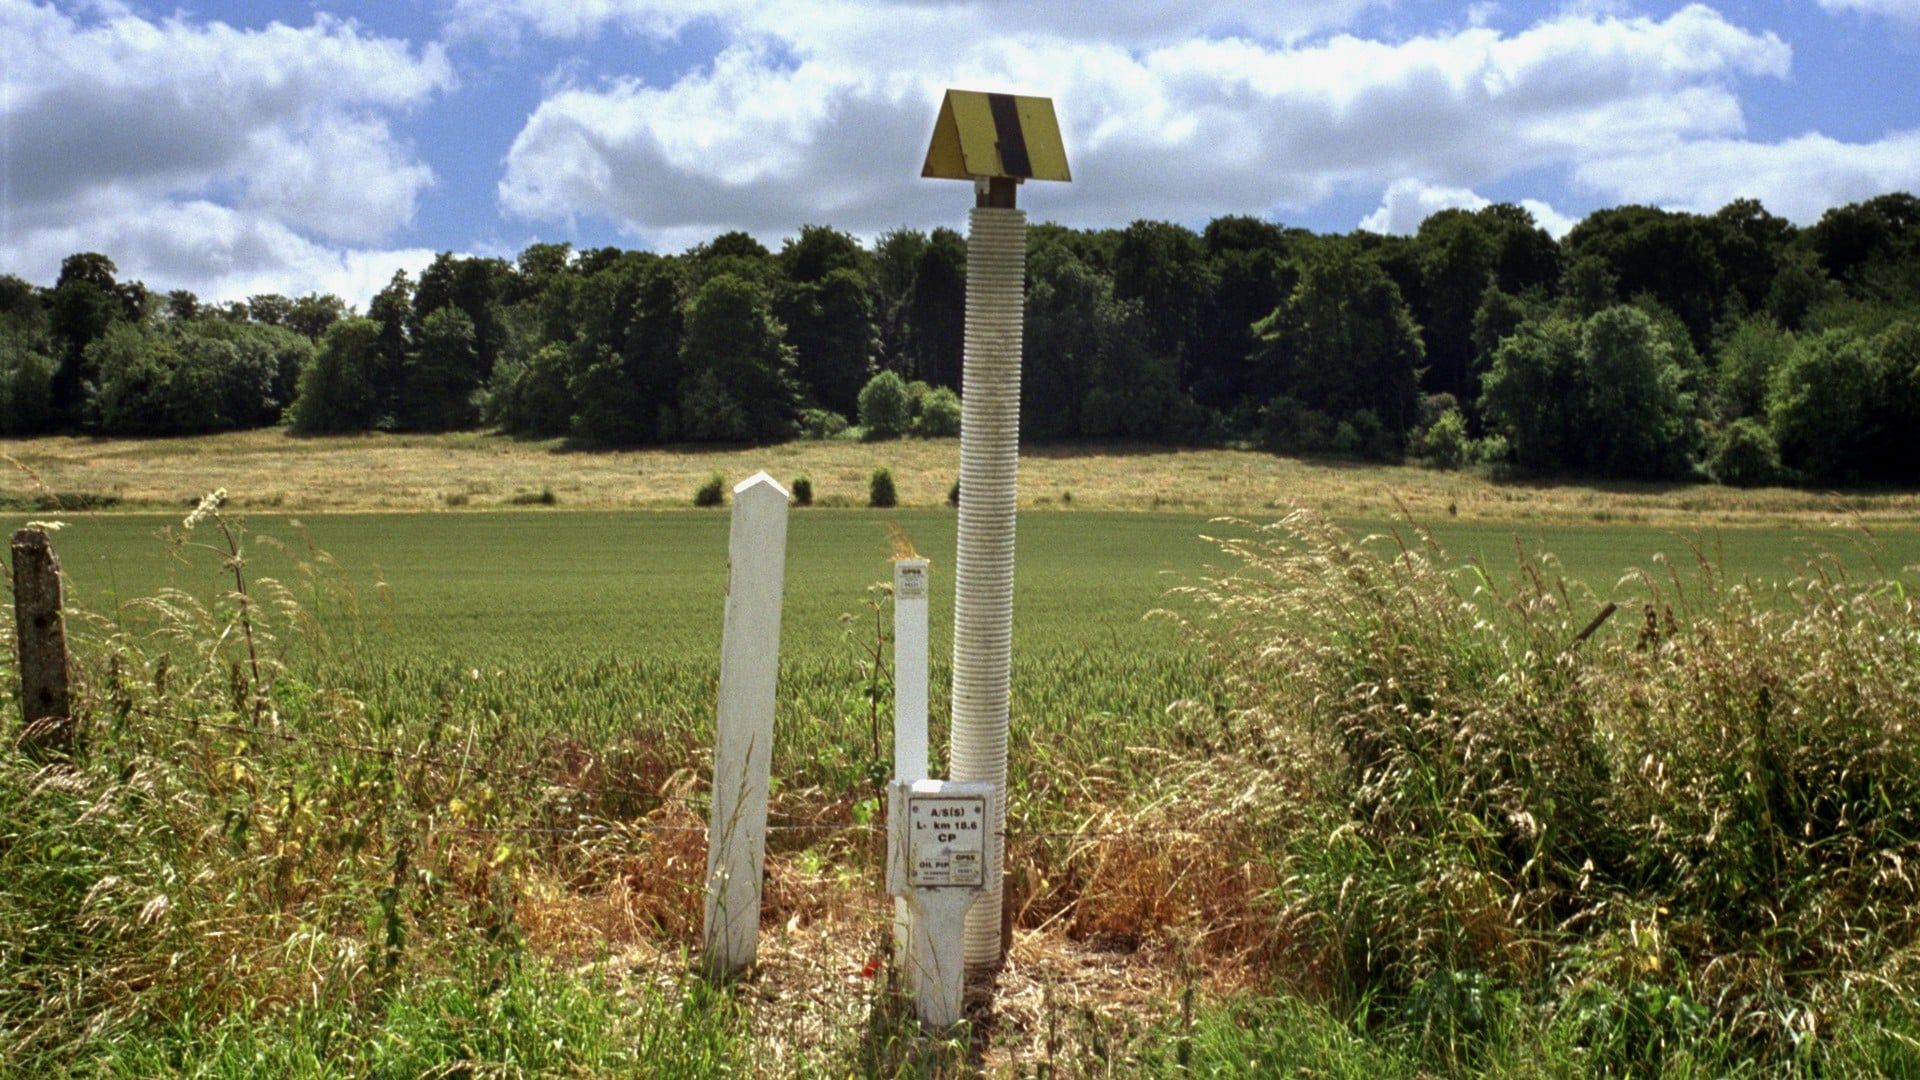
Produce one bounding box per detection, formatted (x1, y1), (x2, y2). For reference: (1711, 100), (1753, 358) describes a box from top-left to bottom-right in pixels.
(0, 0), (452, 299)
(1360, 180), (1491, 234)
(496, 3), (1791, 247)
(499, 47), (936, 245)
(1574, 130), (1920, 224)
(449, 0), (1388, 48)
(239, 118), (439, 246)
(1818, 0), (1920, 28)
(1359, 179), (1577, 238)
(6, 192), (439, 307)
(1519, 199), (1578, 240)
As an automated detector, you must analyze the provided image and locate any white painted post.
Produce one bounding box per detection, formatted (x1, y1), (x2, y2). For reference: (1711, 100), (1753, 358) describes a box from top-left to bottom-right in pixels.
(892, 557), (931, 959)
(702, 471), (791, 978)
(888, 778), (997, 1028)
(893, 558), (931, 782)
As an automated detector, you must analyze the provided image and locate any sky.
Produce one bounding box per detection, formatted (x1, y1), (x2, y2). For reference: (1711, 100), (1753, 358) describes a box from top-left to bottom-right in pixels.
(2, 0), (1918, 307)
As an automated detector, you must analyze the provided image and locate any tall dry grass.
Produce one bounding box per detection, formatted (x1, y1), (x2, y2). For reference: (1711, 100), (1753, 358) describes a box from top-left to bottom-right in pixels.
(0, 503), (736, 1073)
(1171, 508), (1920, 1071)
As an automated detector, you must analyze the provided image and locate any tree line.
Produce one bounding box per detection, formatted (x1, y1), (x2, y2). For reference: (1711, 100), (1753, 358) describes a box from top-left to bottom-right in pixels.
(3, 193), (1918, 487)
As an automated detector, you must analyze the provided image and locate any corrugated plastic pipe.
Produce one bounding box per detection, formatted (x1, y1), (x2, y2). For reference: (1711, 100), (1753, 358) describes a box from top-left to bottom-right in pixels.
(950, 205), (1026, 971)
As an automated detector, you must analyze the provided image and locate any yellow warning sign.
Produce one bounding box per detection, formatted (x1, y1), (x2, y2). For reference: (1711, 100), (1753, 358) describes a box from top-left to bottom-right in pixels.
(922, 89), (1070, 183)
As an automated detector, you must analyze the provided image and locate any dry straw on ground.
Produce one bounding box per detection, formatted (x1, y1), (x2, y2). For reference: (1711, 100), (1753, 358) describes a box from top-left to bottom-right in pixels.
(509, 760), (1276, 1073)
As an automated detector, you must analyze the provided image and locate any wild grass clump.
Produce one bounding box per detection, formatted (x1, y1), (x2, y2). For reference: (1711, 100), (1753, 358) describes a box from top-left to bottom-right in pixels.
(0, 611), (558, 1068)
(1176, 508), (1920, 1070)
(0, 499), (743, 1073)
(1595, 550), (1920, 1056)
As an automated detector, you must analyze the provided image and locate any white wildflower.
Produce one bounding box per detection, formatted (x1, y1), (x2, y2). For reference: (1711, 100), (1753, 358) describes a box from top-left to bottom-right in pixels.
(183, 488), (228, 530)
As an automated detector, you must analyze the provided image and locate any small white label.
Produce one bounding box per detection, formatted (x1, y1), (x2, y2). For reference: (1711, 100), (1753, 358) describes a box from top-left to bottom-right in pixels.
(908, 793), (987, 888)
(896, 562), (928, 600)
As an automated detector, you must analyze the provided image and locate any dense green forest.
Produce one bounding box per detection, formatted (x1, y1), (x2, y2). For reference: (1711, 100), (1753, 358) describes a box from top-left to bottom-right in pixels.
(4, 193), (1919, 487)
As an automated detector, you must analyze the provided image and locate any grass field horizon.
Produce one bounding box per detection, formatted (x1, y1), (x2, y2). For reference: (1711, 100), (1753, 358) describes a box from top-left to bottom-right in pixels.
(13, 428), (1920, 527)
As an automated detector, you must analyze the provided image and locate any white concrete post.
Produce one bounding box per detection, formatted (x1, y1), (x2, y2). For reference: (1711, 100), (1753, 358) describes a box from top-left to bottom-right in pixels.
(894, 558), (931, 783)
(951, 204), (1027, 969)
(702, 471), (791, 978)
(892, 557), (931, 959)
(888, 778), (997, 1028)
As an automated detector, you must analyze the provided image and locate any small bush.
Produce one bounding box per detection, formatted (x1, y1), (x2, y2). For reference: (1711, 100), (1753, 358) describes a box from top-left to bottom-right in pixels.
(1329, 419), (1362, 456)
(947, 479), (960, 508)
(1766, 326), (1914, 484)
(791, 476), (813, 506)
(1470, 434), (1511, 466)
(1708, 418), (1781, 487)
(694, 474), (726, 507)
(916, 387), (962, 437)
(1416, 408), (1469, 470)
(868, 467), (897, 508)
(1416, 392), (1460, 431)
(1258, 397), (1335, 454)
(796, 408), (849, 440)
(858, 371), (912, 440)
(905, 378), (933, 416)
(508, 487), (557, 506)
(1347, 409), (1395, 460)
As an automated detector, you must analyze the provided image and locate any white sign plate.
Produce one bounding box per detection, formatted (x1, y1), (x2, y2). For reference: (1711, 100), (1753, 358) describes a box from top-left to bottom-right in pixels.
(896, 562), (928, 600)
(908, 793), (986, 888)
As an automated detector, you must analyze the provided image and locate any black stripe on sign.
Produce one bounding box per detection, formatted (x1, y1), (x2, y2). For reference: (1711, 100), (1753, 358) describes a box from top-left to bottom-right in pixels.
(986, 93), (1033, 178)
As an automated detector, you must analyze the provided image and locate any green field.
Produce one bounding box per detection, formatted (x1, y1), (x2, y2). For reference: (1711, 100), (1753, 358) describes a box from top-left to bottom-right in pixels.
(41, 507), (1920, 661)
(29, 506), (1920, 809)
(44, 509), (1213, 663)
(33, 503), (1920, 780)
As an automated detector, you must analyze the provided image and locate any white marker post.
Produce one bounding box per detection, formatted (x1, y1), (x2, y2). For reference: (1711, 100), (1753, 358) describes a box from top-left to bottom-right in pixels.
(893, 558), (931, 783)
(702, 472), (791, 979)
(888, 778), (997, 1028)
(891, 557), (932, 960)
